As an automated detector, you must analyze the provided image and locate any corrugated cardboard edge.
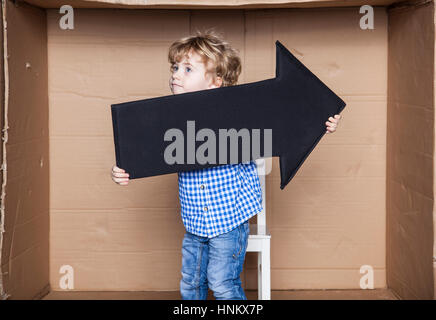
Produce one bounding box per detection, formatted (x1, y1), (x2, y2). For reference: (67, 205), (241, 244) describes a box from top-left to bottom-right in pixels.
(0, 0), (10, 301)
(21, 0), (405, 9)
(434, 0), (436, 300)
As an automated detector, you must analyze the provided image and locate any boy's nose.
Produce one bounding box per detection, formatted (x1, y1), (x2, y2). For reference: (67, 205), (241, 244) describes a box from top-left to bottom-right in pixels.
(172, 75), (182, 84)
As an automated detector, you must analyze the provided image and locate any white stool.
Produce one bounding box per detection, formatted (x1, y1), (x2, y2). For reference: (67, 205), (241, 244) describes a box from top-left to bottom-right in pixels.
(246, 158), (271, 300)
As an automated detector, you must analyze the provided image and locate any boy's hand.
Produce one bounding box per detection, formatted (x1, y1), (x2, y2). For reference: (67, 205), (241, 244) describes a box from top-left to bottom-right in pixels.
(111, 165), (130, 186)
(325, 114), (342, 134)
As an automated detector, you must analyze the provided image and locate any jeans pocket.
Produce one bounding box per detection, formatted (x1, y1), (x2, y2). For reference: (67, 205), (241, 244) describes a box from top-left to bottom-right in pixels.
(232, 221), (249, 260)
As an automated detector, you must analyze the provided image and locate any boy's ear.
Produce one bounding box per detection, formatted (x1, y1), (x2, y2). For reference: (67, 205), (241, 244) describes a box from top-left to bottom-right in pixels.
(211, 76), (223, 88)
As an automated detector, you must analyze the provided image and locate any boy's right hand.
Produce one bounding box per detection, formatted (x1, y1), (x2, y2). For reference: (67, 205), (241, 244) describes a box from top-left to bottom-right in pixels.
(111, 165), (130, 186)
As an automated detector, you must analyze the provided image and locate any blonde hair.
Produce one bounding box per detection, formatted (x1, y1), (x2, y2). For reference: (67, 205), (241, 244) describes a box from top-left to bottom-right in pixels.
(168, 29), (242, 87)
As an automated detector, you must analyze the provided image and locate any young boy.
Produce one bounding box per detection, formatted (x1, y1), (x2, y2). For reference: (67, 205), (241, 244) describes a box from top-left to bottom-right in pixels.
(111, 31), (342, 300)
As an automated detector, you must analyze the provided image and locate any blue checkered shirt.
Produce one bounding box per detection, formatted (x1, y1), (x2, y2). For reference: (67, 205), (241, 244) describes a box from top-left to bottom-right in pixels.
(178, 161), (263, 238)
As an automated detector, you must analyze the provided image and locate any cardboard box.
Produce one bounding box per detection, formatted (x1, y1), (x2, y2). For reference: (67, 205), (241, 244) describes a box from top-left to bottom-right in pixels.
(0, 0), (434, 299)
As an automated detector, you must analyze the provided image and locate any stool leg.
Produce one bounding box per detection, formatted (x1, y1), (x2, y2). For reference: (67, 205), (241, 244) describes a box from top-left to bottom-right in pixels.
(261, 240), (271, 300)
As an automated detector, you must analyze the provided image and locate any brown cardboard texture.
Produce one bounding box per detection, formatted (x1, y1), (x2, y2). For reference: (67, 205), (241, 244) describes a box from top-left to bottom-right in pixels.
(0, 0), (434, 300)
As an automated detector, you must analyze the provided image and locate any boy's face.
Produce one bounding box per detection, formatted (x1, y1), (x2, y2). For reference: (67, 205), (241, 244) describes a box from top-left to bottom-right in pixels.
(169, 49), (222, 95)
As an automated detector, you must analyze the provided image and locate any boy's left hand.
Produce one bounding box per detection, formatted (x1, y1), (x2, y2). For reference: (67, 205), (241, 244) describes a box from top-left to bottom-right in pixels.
(325, 114), (342, 134)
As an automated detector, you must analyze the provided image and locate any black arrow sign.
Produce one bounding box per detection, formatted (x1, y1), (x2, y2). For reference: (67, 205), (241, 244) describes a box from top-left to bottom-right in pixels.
(111, 40), (346, 189)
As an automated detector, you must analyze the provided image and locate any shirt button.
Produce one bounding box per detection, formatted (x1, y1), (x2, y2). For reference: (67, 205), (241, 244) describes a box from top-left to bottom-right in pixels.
(203, 206), (208, 212)
(200, 184), (205, 190)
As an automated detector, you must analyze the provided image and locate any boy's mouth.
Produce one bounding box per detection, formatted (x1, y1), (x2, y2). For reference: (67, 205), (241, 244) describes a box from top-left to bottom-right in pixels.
(172, 83), (182, 88)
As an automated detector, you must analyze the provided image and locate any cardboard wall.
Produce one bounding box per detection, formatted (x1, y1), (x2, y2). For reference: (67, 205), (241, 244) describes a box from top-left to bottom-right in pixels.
(386, 0), (435, 300)
(0, 1), (49, 299)
(46, 6), (388, 291)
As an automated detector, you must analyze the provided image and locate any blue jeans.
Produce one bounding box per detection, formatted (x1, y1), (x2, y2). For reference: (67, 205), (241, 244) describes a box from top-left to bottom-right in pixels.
(180, 220), (250, 300)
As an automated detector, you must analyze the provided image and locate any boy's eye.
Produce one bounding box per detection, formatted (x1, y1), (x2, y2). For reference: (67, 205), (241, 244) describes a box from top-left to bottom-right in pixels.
(171, 64), (192, 73)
